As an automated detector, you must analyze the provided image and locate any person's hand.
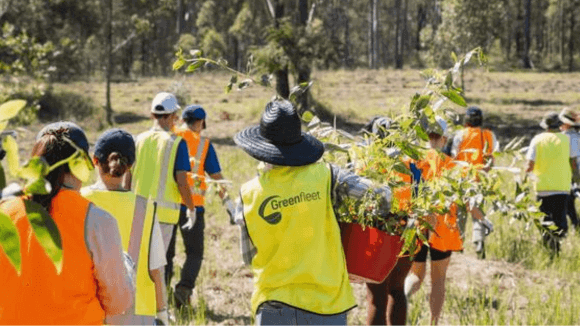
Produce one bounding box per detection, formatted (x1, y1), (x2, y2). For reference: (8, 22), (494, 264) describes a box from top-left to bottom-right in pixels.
(482, 218), (494, 235)
(182, 208), (197, 230)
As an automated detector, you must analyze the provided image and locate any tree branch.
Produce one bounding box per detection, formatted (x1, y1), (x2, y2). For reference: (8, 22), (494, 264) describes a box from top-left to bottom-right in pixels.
(264, 0), (275, 20)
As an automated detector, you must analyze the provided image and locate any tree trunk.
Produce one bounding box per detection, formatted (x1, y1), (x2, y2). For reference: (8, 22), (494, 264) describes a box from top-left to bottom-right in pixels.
(105, 0), (114, 125)
(416, 4), (425, 51)
(569, 2), (575, 71)
(560, 0), (565, 64)
(522, 0), (532, 68)
(344, 8), (352, 68)
(296, 0), (311, 112)
(273, 1), (290, 99)
(368, 0), (378, 69)
(176, 0), (184, 35)
(394, 0), (402, 68)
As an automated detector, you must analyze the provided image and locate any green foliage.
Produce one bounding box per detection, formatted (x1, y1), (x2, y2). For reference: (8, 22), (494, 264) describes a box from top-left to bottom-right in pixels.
(24, 200), (63, 273)
(0, 211), (21, 273)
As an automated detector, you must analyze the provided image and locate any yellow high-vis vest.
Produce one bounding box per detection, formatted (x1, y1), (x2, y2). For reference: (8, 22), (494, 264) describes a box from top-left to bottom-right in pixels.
(241, 162), (356, 315)
(80, 189), (156, 317)
(174, 127), (210, 206)
(532, 132), (571, 192)
(133, 129), (182, 224)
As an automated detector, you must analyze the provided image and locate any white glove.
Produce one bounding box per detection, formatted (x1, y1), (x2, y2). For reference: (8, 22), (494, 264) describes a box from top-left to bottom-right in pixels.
(182, 208), (197, 230)
(481, 218), (494, 235)
(224, 198), (235, 225)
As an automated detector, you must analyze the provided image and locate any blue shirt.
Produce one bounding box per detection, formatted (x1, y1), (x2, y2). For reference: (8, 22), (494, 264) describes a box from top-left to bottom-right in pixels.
(174, 140), (191, 173)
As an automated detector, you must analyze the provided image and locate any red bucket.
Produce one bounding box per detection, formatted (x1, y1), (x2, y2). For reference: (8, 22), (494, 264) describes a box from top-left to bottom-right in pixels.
(339, 222), (403, 284)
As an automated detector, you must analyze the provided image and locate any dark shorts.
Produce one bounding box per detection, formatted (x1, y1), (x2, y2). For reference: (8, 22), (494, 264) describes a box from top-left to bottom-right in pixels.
(413, 244), (452, 262)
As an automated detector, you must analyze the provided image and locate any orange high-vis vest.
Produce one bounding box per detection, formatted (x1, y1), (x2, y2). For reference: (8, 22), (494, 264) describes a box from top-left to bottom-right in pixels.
(174, 127), (210, 206)
(0, 190), (105, 325)
(455, 127), (495, 166)
(415, 149), (463, 252)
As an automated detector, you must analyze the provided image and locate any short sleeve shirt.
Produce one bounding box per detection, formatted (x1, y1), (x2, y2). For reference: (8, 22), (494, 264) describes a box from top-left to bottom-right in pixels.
(204, 143), (221, 175)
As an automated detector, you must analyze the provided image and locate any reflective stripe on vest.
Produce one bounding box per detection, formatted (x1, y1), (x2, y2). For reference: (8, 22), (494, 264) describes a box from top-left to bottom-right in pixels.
(241, 162), (356, 315)
(133, 130), (182, 224)
(0, 191), (105, 324)
(81, 189), (156, 317)
(174, 128), (210, 206)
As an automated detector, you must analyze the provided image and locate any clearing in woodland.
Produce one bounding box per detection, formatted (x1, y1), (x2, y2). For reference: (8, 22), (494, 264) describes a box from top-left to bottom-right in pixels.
(6, 69), (580, 325)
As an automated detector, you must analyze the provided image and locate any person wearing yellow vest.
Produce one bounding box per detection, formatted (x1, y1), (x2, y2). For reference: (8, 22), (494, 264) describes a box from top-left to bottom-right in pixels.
(131, 92), (197, 305)
(233, 100), (393, 325)
(168, 105), (234, 308)
(81, 128), (169, 325)
(450, 106), (499, 258)
(526, 112), (576, 253)
(0, 122), (134, 324)
(558, 107), (580, 230)
(404, 116), (492, 325)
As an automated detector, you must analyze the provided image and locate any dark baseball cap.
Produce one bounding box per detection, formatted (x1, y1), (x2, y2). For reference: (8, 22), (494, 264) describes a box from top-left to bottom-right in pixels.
(93, 128), (136, 165)
(36, 121), (90, 153)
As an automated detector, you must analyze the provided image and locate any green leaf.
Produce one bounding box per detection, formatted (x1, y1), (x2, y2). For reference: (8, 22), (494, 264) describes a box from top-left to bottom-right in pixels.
(0, 100), (26, 123)
(18, 156), (49, 182)
(172, 57), (186, 71)
(444, 72), (453, 88)
(185, 60), (204, 73)
(413, 95), (431, 111)
(392, 161), (411, 175)
(0, 211), (21, 274)
(24, 178), (51, 195)
(2, 135), (19, 176)
(24, 200), (63, 274)
(414, 124), (429, 141)
(441, 90), (467, 107)
(225, 83), (233, 94)
(451, 52), (458, 63)
(301, 111), (314, 123)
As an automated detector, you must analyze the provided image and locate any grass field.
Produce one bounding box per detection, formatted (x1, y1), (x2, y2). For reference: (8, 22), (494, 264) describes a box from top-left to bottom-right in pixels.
(6, 68), (580, 325)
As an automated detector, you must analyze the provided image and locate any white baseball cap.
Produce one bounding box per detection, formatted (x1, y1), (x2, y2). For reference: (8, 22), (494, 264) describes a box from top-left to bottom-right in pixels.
(151, 92), (180, 114)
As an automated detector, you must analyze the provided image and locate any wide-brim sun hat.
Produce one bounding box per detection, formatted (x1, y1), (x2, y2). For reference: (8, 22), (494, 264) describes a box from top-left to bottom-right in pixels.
(559, 107), (578, 126)
(234, 100), (324, 166)
(540, 111), (562, 130)
(151, 92), (180, 114)
(36, 121), (90, 153)
(93, 128), (136, 165)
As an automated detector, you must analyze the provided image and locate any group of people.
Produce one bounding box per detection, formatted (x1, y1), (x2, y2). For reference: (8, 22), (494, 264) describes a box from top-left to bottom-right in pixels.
(526, 108), (580, 253)
(0, 92), (233, 325)
(0, 88), (576, 325)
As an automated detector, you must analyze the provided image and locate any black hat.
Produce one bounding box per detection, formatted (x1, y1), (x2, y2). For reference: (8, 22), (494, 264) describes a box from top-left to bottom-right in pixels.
(36, 121), (90, 153)
(465, 106), (483, 127)
(234, 100), (324, 166)
(93, 128), (136, 165)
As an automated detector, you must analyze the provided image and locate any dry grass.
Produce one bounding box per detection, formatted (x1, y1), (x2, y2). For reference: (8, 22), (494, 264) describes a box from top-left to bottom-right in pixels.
(6, 68), (580, 324)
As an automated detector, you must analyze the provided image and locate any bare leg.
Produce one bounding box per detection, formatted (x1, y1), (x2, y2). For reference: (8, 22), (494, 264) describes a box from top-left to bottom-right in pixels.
(404, 261), (426, 299)
(429, 257), (451, 325)
(150, 268), (167, 311)
(366, 257), (412, 325)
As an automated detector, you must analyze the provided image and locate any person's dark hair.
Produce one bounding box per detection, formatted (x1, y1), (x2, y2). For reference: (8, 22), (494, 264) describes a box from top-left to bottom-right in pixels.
(97, 152), (130, 177)
(465, 106), (483, 127)
(30, 128), (78, 210)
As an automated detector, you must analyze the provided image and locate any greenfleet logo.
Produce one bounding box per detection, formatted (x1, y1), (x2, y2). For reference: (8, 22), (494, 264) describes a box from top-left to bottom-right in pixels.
(258, 191), (322, 225)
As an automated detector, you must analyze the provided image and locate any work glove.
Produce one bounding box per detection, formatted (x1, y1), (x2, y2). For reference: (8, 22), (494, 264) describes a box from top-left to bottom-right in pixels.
(223, 197), (236, 225)
(481, 218), (494, 235)
(182, 208), (197, 230)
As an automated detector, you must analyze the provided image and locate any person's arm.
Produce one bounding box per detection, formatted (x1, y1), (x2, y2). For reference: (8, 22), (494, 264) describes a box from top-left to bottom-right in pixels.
(174, 140), (195, 211)
(85, 204), (134, 315)
(525, 138), (537, 173)
(450, 130), (463, 158)
(232, 196), (256, 265)
(176, 171), (195, 211)
(329, 164), (392, 216)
